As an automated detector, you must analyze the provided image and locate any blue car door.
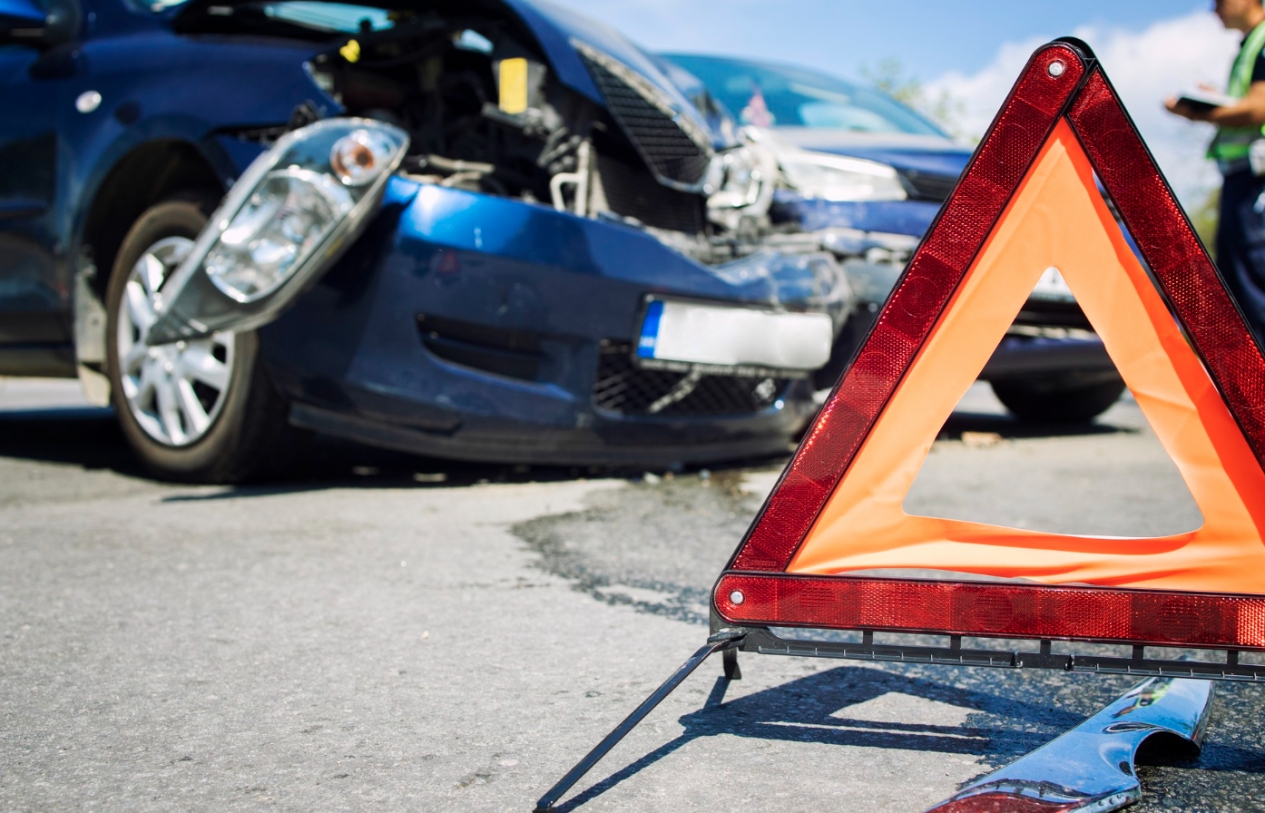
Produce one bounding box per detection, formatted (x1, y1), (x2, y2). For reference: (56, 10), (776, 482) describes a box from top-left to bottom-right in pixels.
(0, 6), (73, 368)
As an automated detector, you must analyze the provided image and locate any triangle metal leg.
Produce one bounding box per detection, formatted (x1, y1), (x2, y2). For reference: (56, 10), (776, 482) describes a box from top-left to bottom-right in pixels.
(533, 631), (745, 813)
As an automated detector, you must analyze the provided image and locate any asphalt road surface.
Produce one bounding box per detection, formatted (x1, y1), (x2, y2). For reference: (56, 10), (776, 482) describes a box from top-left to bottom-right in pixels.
(1, 378), (1262, 812)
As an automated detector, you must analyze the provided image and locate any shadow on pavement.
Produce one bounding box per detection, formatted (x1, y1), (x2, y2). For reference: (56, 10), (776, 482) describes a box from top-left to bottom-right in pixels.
(0, 405), (780, 495)
(553, 664), (1069, 811)
(0, 407), (147, 475)
(939, 410), (1136, 441)
(553, 663), (1264, 812)
(0, 399), (1136, 497)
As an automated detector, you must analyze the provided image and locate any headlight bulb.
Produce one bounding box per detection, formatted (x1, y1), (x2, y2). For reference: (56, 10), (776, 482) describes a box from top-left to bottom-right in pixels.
(330, 129), (395, 186)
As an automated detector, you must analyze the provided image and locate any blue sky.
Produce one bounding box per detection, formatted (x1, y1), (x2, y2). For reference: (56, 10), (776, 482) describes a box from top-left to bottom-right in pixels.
(545, 0), (1209, 84)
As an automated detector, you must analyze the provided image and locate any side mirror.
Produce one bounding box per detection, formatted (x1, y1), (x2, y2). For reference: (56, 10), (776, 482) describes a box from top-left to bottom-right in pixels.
(0, 0), (81, 47)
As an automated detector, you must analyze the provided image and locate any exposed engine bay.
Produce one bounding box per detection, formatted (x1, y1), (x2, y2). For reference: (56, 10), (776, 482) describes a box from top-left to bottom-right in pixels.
(293, 7), (794, 265)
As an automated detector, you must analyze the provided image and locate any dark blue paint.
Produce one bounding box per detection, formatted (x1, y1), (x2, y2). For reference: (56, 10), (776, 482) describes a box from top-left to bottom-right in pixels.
(262, 177), (820, 462)
(0, 0), (826, 461)
(0, 0), (333, 345)
(0, 0), (45, 27)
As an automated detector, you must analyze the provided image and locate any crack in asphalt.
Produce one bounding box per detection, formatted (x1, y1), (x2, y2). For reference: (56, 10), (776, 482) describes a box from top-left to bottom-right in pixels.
(513, 469), (758, 626)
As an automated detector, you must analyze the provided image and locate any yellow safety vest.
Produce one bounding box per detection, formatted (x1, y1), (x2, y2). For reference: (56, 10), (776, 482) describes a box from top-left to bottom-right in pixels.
(1209, 19), (1265, 162)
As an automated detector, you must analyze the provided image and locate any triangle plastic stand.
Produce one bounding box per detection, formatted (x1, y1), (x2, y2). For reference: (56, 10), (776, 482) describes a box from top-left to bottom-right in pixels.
(534, 38), (1265, 813)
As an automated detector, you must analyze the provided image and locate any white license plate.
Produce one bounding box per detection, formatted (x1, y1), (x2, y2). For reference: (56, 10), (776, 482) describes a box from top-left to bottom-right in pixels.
(636, 298), (833, 371)
(1030, 266), (1075, 302)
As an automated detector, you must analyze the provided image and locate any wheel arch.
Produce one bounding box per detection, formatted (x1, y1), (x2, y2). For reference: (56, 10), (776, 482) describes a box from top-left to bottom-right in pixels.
(74, 140), (226, 404)
(80, 139), (225, 299)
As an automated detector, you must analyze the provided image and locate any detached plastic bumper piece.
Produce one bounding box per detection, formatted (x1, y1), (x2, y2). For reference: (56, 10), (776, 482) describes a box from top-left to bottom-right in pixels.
(925, 676), (1212, 813)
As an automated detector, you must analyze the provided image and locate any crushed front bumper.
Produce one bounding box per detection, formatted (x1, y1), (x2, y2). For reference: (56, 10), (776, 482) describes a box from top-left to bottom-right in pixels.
(257, 177), (848, 465)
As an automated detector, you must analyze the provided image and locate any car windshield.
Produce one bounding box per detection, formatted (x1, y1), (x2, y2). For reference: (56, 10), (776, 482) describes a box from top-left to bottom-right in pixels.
(663, 54), (945, 137)
(257, 1), (391, 32)
(129, 0), (191, 11)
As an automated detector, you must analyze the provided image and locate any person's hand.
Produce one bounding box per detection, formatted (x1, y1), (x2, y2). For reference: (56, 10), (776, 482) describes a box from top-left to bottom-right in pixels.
(1166, 96), (1207, 121)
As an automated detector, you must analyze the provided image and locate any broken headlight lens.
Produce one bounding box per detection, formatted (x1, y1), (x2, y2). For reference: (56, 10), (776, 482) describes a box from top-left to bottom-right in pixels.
(707, 146), (763, 208)
(205, 168), (353, 302)
(779, 151), (907, 202)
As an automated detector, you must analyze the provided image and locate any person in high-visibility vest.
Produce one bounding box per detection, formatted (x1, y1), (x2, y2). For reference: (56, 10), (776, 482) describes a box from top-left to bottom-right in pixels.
(1167, 0), (1265, 346)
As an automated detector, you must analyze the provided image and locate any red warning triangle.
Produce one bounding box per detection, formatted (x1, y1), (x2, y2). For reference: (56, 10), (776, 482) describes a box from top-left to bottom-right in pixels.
(714, 40), (1265, 650)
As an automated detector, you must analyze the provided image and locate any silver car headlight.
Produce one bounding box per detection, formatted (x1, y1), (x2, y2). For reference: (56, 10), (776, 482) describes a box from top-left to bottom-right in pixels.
(779, 151), (907, 202)
(205, 167), (354, 302)
(706, 129), (779, 229)
(147, 118), (409, 343)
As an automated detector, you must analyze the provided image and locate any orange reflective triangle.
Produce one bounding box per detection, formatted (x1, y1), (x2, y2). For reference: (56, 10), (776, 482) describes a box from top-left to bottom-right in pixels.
(789, 120), (1265, 593)
(714, 40), (1265, 650)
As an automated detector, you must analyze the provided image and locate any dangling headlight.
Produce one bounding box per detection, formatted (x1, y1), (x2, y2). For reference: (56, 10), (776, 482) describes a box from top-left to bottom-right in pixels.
(147, 118), (409, 343)
(779, 151), (907, 202)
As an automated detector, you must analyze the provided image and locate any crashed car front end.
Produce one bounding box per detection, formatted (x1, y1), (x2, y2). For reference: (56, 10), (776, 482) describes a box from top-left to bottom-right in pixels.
(151, 0), (853, 465)
(658, 53), (1127, 419)
(259, 179), (848, 464)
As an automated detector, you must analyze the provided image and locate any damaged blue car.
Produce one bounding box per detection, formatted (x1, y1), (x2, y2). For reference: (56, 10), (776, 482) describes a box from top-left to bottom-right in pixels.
(0, 0), (854, 480)
(663, 53), (1126, 425)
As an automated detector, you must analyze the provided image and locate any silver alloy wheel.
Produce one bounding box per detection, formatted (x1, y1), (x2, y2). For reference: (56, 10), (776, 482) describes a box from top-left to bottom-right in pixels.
(116, 236), (236, 447)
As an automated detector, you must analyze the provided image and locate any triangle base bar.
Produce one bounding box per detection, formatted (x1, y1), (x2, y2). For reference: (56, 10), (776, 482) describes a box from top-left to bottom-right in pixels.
(532, 631), (744, 813)
(716, 573), (1265, 650)
(727, 624), (1265, 683)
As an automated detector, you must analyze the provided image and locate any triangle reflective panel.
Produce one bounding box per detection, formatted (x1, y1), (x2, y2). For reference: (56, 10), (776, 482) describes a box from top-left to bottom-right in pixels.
(714, 39), (1265, 650)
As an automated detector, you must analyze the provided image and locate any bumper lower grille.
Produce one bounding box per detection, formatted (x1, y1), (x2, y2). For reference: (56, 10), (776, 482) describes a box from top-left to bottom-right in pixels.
(593, 342), (789, 417)
(418, 314), (543, 381)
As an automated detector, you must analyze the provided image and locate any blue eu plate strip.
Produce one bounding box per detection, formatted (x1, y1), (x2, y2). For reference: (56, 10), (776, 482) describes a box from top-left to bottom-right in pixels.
(637, 300), (663, 358)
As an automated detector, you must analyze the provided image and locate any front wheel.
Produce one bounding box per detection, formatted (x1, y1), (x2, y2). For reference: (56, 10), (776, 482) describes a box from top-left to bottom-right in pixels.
(105, 195), (305, 482)
(990, 376), (1127, 423)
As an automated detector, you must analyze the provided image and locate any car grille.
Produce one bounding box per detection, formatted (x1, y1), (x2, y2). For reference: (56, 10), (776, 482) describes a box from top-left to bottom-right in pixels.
(593, 342), (789, 417)
(596, 154), (706, 233)
(576, 44), (712, 189)
(899, 169), (959, 203)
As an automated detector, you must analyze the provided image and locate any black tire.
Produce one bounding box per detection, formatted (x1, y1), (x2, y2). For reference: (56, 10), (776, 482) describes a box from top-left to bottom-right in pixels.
(990, 377), (1127, 423)
(105, 194), (306, 482)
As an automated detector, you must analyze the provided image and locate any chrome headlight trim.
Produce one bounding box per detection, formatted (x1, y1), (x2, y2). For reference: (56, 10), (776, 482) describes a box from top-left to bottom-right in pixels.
(706, 129), (779, 229)
(779, 150), (908, 202)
